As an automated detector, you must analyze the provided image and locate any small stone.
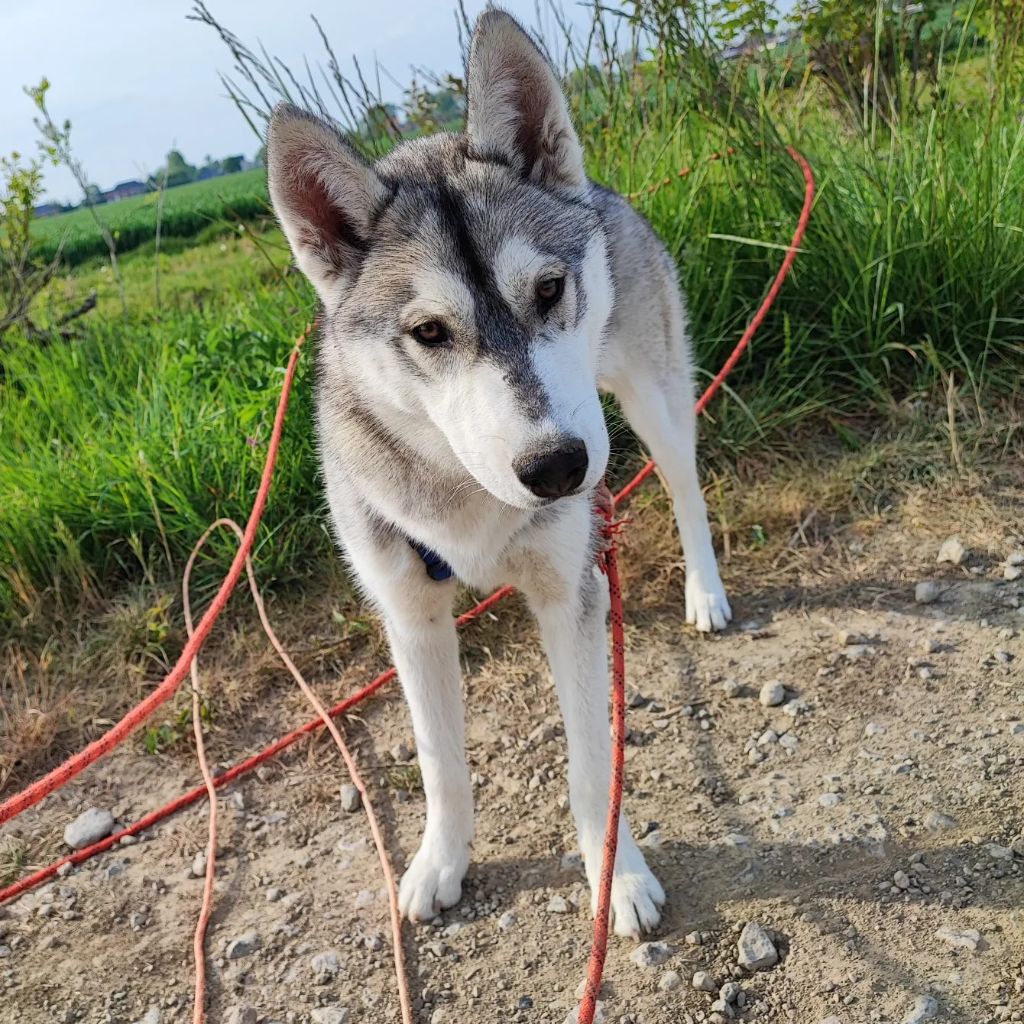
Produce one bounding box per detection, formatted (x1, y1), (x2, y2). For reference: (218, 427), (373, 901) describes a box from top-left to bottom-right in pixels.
(759, 681), (786, 708)
(224, 1008), (258, 1024)
(1004, 565), (1023, 582)
(133, 1009), (161, 1024)
(191, 851), (207, 878)
(838, 629), (867, 646)
(1010, 722), (1024, 736)
(821, 1018), (842, 1024)
(546, 895), (570, 914)
(894, 870), (911, 890)
(722, 679), (743, 698)
(311, 1010), (350, 1024)
(226, 932), (261, 959)
(937, 537), (967, 565)
(903, 994), (937, 1024)
(736, 921), (779, 970)
(311, 950), (341, 981)
(935, 926), (981, 951)
(819, 793), (842, 808)
(915, 581), (941, 604)
(720, 981), (742, 1004)
(63, 808), (115, 850)
(340, 784), (361, 813)
(630, 941), (672, 968)
(498, 911), (519, 931)
(985, 842), (1013, 861)
(692, 970), (716, 991)
(659, 970), (682, 991)
(685, 930), (703, 946)
(265, 887), (283, 902)
(864, 722), (887, 737)
(924, 810), (957, 831)
(778, 732), (799, 754)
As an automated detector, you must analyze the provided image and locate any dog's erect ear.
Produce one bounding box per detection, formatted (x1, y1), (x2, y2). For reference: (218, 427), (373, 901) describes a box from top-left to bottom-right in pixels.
(466, 9), (585, 190)
(267, 103), (388, 299)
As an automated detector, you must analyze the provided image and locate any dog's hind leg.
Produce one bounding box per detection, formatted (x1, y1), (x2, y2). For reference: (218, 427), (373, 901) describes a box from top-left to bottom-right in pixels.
(337, 521), (473, 923)
(609, 369), (732, 633)
(516, 503), (665, 938)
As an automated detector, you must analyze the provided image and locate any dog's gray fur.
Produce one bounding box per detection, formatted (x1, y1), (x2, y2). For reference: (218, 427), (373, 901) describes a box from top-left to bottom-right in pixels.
(266, 8), (730, 937)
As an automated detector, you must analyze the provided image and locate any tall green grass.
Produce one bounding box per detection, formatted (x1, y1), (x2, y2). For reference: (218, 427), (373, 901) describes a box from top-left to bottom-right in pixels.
(2, 2), (1024, 631)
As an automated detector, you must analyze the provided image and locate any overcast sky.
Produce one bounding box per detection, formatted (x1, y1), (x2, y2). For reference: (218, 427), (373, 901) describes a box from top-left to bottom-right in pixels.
(1, 0), (595, 203)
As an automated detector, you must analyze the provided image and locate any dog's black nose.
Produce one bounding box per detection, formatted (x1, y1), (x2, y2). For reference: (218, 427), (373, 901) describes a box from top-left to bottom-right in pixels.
(515, 441), (589, 500)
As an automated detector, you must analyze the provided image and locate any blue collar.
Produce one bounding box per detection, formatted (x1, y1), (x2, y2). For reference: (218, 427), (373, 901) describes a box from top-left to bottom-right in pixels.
(409, 539), (454, 581)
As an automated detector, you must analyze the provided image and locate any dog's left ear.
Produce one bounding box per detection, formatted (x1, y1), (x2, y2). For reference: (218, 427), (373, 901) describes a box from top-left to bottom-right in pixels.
(466, 9), (585, 191)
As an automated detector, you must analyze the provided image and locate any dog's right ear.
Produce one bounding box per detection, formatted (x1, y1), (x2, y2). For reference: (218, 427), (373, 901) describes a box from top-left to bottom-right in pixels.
(266, 103), (388, 300)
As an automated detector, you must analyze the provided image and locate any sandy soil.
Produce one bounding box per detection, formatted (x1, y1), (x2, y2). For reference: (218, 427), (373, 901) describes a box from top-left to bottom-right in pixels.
(2, 464), (1023, 1024)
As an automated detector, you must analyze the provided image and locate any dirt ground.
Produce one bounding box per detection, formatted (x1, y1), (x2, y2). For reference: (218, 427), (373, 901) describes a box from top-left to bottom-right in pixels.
(2, 444), (1023, 1024)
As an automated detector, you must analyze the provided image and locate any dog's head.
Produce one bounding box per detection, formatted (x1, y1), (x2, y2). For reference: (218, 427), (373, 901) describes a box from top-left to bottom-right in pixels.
(267, 9), (611, 509)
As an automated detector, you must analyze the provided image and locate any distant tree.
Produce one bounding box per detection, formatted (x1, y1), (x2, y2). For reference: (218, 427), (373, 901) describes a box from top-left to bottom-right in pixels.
(164, 149), (196, 187)
(84, 182), (105, 204)
(221, 154), (243, 174)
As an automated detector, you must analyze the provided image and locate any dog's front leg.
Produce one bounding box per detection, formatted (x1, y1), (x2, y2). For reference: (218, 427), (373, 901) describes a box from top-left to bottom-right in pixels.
(386, 596), (474, 923)
(521, 511), (665, 938)
(341, 529), (473, 923)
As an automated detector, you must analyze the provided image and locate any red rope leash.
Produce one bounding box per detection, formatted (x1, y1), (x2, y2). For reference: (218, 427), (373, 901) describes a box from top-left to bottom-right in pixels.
(0, 146), (814, 1024)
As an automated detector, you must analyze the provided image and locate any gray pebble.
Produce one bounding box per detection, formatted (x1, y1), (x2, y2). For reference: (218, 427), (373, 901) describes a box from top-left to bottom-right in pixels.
(546, 895), (570, 914)
(340, 784), (361, 813)
(736, 921), (779, 970)
(692, 970), (716, 991)
(311, 1010), (350, 1024)
(903, 995), (938, 1024)
(224, 1008), (258, 1024)
(630, 941), (672, 968)
(311, 950), (341, 981)
(759, 681), (786, 708)
(935, 926), (981, 952)
(915, 581), (941, 605)
(225, 932), (261, 959)
(720, 981), (742, 1003)
(63, 808), (115, 850)
(937, 537), (966, 565)
(659, 970), (682, 991)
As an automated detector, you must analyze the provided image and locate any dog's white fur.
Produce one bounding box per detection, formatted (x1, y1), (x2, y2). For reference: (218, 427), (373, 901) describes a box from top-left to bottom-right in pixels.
(267, 9), (731, 938)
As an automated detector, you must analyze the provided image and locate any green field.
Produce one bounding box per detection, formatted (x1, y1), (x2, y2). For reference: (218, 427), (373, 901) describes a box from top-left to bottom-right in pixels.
(3, 7), (1024, 636)
(31, 168), (271, 267)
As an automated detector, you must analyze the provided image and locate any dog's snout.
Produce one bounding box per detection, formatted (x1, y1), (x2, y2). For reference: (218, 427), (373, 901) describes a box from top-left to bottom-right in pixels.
(514, 440), (589, 500)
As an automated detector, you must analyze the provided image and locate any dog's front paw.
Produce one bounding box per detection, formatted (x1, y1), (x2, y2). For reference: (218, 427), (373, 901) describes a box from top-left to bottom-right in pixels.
(685, 573), (732, 633)
(588, 844), (665, 939)
(398, 832), (470, 923)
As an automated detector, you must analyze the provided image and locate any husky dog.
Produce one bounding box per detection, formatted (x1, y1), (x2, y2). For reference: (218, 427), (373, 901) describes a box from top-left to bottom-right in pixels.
(266, 8), (730, 937)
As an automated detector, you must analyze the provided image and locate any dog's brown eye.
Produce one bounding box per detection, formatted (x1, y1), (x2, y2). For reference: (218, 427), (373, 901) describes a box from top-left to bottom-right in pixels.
(411, 321), (449, 346)
(536, 275), (564, 314)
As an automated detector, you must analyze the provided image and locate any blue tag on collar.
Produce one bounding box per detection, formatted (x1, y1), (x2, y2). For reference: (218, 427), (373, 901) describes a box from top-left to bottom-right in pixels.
(409, 539), (454, 582)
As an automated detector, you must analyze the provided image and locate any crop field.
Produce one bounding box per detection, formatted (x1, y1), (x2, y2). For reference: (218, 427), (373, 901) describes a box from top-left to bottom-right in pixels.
(30, 168), (271, 267)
